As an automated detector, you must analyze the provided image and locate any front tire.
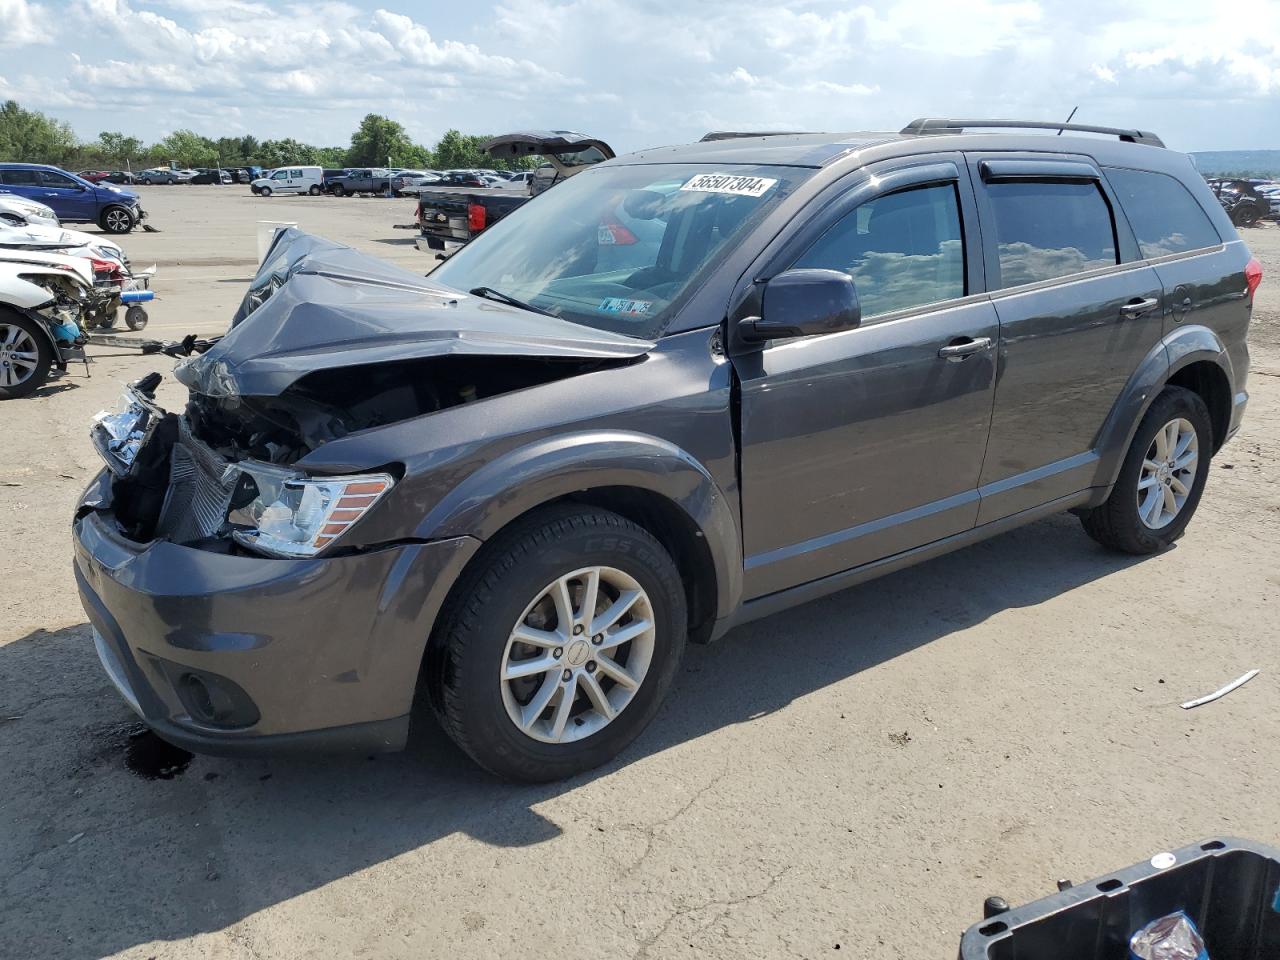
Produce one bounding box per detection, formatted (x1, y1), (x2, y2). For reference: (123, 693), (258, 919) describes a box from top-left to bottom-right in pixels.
(330, 183), (345, 196)
(1080, 385), (1213, 554)
(0, 313), (53, 399)
(428, 506), (687, 782)
(99, 205), (135, 234)
(259, 185), (272, 197)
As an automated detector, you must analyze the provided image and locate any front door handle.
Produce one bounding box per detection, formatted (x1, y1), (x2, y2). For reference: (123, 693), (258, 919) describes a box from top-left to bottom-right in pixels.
(938, 336), (992, 359)
(1120, 296), (1160, 318)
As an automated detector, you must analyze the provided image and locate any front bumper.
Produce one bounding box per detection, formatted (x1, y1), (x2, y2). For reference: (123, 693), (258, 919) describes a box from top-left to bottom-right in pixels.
(74, 470), (480, 756)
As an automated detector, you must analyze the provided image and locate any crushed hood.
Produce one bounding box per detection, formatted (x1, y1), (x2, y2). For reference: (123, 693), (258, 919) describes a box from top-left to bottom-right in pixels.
(176, 229), (653, 398)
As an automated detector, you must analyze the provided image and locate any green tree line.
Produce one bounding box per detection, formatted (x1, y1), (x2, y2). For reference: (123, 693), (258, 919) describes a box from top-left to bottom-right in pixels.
(0, 101), (537, 172)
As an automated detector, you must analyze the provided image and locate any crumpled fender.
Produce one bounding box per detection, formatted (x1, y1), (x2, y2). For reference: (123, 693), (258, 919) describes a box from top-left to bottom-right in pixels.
(1091, 323), (1235, 490)
(414, 429), (742, 620)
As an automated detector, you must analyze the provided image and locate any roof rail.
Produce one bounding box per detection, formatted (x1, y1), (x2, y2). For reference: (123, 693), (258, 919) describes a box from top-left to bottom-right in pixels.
(699, 131), (810, 142)
(900, 118), (1165, 148)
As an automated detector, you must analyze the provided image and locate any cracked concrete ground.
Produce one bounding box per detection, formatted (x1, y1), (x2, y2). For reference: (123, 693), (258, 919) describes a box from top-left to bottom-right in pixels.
(1, 189), (1277, 960)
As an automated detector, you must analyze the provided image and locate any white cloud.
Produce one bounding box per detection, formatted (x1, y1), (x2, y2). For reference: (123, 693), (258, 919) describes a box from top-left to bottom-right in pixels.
(0, 0), (1277, 151)
(0, 0), (52, 47)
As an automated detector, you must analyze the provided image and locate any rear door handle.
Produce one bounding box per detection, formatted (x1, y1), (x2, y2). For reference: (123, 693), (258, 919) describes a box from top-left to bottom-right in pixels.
(1120, 296), (1160, 318)
(938, 336), (992, 359)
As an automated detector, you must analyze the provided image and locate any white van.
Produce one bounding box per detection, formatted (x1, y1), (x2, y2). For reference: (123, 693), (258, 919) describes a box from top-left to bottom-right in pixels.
(251, 166), (323, 196)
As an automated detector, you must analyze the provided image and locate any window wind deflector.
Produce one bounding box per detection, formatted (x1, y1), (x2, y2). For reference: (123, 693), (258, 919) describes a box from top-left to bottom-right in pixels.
(980, 159), (1099, 183)
(888, 161), (960, 188)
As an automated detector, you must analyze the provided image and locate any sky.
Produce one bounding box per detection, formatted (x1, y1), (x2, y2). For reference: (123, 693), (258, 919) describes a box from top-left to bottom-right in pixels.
(1, 0), (1278, 154)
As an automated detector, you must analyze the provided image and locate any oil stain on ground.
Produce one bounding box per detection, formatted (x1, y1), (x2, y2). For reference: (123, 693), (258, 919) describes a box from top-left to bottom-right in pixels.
(81, 720), (194, 780)
(124, 726), (194, 780)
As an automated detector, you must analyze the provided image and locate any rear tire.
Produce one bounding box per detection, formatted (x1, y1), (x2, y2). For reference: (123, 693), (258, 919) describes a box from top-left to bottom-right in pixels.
(330, 184), (345, 196)
(0, 313), (53, 400)
(427, 505), (687, 782)
(1079, 385), (1213, 554)
(308, 184), (322, 196)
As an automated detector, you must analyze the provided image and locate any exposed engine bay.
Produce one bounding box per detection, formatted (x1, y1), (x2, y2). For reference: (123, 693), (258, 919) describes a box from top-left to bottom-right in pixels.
(86, 228), (654, 557)
(187, 352), (621, 465)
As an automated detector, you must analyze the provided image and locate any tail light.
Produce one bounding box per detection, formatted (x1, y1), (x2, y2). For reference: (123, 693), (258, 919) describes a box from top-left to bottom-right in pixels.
(1245, 257), (1263, 301)
(468, 202), (486, 233)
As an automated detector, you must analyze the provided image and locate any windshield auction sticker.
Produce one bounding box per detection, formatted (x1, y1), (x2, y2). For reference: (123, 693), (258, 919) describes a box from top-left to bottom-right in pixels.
(599, 297), (653, 315)
(679, 173), (778, 197)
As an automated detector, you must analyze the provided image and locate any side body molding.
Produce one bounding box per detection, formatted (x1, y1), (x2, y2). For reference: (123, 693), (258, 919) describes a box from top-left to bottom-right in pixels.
(414, 430), (743, 620)
(1090, 323), (1236, 493)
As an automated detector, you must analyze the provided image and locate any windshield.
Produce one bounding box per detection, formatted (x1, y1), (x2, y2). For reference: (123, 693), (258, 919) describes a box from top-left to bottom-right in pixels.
(430, 162), (809, 339)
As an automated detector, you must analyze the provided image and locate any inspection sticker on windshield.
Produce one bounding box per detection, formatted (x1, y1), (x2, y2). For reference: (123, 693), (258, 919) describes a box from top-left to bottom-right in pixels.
(679, 173), (777, 197)
(599, 297), (653, 315)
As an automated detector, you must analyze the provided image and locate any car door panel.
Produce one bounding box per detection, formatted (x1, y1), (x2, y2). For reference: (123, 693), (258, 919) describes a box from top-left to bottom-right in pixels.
(0, 169), (44, 204)
(967, 153), (1166, 524)
(738, 297), (999, 596)
(735, 155), (997, 599)
(40, 172), (94, 221)
(1101, 165), (1252, 381)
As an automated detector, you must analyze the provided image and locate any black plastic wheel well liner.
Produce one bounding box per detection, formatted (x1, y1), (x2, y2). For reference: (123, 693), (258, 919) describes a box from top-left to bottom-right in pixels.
(1167, 360), (1231, 452)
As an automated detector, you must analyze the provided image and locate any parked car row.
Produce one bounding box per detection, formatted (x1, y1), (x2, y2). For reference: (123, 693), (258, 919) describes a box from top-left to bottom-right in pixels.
(113, 166), (263, 186)
(243, 165), (535, 200)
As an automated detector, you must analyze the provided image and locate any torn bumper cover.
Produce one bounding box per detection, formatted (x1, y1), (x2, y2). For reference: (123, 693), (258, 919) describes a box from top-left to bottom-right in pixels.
(74, 469), (480, 755)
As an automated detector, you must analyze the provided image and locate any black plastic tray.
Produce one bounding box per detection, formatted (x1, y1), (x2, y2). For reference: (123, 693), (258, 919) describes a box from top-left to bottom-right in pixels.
(959, 837), (1280, 960)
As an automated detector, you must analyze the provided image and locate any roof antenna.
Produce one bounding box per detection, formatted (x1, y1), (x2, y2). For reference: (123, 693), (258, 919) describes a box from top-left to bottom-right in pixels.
(1057, 106), (1079, 135)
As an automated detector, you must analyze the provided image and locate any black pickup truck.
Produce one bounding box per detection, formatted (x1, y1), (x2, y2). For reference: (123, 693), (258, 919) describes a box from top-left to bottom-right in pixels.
(415, 131), (613, 254)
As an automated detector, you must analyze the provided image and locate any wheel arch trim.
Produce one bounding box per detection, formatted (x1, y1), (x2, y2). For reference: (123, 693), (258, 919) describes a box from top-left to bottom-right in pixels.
(1093, 323), (1233, 489)
(414, 430), (742, 621)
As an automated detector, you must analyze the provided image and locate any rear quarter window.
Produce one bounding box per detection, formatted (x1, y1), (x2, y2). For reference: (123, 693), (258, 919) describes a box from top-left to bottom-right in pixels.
(985, 180), (1118, 289)
(1105, 167), (1222, 258)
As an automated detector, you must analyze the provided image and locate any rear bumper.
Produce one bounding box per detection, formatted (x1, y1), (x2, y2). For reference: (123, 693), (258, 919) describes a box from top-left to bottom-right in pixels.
(1226, 389), (1248, 443)
(74, 471), (481, 755)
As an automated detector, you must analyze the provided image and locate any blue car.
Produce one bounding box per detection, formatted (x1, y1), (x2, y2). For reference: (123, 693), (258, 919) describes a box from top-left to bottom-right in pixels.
(0, 163), (147, 234)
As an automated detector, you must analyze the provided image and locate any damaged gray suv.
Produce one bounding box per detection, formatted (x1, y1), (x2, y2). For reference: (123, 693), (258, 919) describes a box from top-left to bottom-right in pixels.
(75, 119), (1260, 781)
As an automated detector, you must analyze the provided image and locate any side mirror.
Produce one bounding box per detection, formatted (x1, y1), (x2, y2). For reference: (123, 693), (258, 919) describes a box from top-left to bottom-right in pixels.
(740, 268), (861, 341)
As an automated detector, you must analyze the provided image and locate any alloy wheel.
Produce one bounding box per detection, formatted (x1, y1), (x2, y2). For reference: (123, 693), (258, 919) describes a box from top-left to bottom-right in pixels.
(1137, 417), (1199, 529)
(105, 208), (131, 232)
(0, 324), (40, 388)
(499, 566), (656, 744)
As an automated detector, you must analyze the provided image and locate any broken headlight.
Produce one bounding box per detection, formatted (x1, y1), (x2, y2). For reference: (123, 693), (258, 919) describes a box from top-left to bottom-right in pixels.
(228, 463), (393, 558)
(91, 387), (160, 475)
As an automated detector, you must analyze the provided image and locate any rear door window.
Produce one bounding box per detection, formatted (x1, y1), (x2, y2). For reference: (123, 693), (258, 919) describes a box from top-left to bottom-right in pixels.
(1105, 167), (1221, 258)
(985, 181), (1118, 288)
(2, 169), (42, 186)
(792, 183), (966, 319)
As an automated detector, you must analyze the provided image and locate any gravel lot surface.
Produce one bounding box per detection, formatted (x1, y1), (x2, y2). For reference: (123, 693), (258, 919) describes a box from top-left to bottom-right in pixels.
(1, 187), (1277, 960)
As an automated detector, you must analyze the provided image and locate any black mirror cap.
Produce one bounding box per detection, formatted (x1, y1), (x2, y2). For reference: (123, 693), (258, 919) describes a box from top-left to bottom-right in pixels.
(743, 269), (861, 341)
